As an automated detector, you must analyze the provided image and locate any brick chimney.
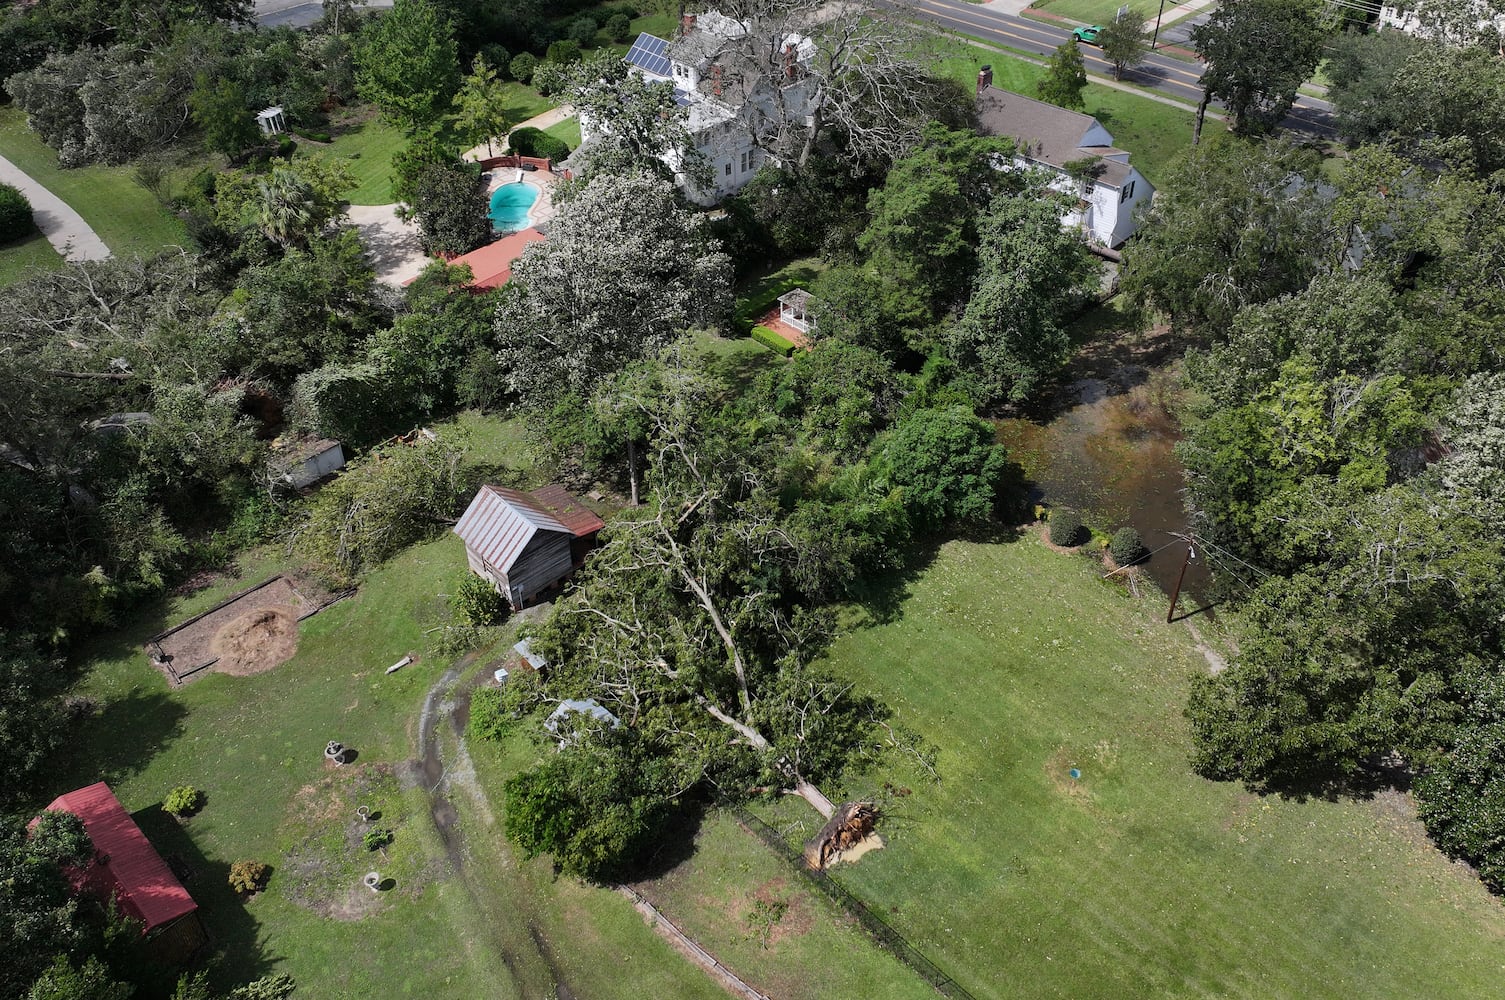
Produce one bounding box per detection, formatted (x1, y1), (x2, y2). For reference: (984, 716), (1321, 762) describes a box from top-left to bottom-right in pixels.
(784, 43), (797, 80)
(679, 13), (697, 36)
(977, 64), (993, 94)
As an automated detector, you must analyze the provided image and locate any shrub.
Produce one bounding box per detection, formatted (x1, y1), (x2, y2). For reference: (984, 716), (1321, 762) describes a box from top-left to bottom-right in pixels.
(508, 126), (570, 162)
(530, 61), (570, 97)
(453, 573), (509, 626)
(567, 16), (598, 46)
(509, 52), (538, 83)
(751, 325), (796, 357)
(0, 182), (34, 243)
(163, 785), (206, 817)
(274, 137), (297, 159)
(1049, 508), (1085, 547)
(481, 43), (511, 78)
(1109, 526), (1148, 566)
(229, 860), (271, 893)
(363, 828), (394, 852)
(546, 39), (582, 64)
(606, 13), (632, 40)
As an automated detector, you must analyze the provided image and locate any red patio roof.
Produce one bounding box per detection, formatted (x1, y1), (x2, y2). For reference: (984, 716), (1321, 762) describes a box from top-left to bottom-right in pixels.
(37, 783), (197, 932)
(447, 227), (546, 289)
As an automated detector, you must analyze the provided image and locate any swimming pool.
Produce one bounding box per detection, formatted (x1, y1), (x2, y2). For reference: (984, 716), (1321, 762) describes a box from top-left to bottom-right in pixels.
(489, 182), (538, 232)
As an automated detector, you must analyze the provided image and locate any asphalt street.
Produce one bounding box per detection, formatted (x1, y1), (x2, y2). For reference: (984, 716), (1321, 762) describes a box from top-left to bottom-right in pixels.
(909, 0), (1336, 138)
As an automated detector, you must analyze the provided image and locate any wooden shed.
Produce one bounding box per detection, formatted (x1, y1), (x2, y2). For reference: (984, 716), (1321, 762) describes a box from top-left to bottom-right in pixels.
(453, 485), (605, 608)
(34, 783), (206, 964)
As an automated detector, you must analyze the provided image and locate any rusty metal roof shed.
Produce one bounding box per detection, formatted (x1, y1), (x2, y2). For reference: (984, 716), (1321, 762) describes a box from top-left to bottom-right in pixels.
(453, 485), (604, 574)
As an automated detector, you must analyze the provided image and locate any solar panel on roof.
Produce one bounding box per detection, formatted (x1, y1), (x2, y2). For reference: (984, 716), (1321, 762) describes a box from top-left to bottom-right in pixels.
(626, 32), (672, 78)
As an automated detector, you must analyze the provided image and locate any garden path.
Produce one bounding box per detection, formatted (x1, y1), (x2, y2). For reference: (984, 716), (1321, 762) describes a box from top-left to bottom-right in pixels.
(0, 153), (110, 261)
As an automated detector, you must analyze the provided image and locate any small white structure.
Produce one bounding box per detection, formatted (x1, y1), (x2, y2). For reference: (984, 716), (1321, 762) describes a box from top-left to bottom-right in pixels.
(975, 72), (1155, 250)
(544, 699), (621, 741)
(272, 438), (346, 490)
(256, 107), (287, 137)
(493, 667), (510, 686)
(778, 289), (814, 334)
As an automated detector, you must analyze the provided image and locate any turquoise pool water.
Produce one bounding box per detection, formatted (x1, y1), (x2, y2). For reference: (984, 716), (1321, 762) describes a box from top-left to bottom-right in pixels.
(489, 182), (538, 232)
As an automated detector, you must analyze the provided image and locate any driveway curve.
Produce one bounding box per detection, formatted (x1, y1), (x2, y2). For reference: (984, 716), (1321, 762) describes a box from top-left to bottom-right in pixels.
(0, 153), (110, 261)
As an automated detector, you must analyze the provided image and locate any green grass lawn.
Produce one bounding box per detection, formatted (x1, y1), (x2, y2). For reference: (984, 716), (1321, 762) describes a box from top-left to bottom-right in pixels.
(935, 39), (1217, 185)
(318, 113), (407, 206)
(733, 256), (829, 331)
(1027, 0), (1141, 27)
(0, 228), (64, 287)
(543, 116), (583, 151)
(0, 107), (190, 257)
(750, 538), (1505, 999)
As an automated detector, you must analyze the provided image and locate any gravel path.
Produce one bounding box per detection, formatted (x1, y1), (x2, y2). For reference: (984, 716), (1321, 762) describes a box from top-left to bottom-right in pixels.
(0, 153), (110, 261)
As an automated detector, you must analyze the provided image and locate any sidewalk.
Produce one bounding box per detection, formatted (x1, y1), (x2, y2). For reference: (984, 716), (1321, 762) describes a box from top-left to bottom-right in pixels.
(0, 153), (110, 261)
(463, 104), (576, 162)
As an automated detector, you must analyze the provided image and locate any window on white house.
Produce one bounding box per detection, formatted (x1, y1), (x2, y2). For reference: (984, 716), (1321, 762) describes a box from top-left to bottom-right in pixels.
(739, 151), (748, 173)
(725, 162), (732, 177)
(1120, 180), (1135, 203)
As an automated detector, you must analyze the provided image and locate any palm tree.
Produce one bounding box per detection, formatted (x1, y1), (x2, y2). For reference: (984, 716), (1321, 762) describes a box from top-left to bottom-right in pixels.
(257, 167), (318, 247)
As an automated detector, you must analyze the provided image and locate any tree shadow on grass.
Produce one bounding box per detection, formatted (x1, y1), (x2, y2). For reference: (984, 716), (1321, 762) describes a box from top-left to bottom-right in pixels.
(57, 690), (190, 797)
(133, 803), (281, 996)
(1246, 754), (1415, 806)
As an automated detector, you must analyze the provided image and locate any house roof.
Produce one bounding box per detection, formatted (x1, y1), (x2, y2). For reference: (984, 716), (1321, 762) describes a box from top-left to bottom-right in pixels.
(446, 227), (546, 289)
(626, 32), (672, 78)
(976, 86), (1134, 188)
(453, 485), (605, 573)
(37, 783), (197, 932)
(545, 698), (620, 733)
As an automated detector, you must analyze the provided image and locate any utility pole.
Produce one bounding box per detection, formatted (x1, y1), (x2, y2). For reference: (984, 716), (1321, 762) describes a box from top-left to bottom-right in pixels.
(1166, 538), (1194, 623)
(1152, 0), (1168, 49)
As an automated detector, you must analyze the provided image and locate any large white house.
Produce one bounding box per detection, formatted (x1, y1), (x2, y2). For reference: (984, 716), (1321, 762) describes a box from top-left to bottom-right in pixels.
(603, 11), (818, 204)
(975, 71), (1154, 250)
(1378, 0), (1505, 44)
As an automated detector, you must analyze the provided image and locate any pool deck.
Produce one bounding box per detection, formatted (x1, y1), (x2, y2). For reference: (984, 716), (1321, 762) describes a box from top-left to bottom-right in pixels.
(484, 168), (556, 231)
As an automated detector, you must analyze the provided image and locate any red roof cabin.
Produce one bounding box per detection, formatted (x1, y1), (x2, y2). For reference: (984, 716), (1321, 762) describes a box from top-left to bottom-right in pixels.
(453, 484), (605, 608)
(34, 782), (206, 962)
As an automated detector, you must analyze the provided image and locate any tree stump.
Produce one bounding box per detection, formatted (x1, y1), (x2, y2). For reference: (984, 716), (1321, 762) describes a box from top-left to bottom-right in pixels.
(802, 802), (877, 870)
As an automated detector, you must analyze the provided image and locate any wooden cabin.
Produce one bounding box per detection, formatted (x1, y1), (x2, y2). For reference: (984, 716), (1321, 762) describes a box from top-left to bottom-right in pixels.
(453, 485), (605, 608)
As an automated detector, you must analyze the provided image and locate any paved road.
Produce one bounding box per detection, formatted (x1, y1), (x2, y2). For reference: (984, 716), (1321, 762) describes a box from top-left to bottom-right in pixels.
(0, 153), (110, 261)
(909, 0), (1336, 138)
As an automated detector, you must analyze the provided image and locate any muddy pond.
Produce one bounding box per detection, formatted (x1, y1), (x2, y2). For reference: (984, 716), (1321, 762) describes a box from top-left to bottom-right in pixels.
(994, 319), (1212, 603)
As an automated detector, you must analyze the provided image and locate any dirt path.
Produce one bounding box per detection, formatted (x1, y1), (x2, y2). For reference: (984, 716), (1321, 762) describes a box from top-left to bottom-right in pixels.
(0, 153), (111, 260)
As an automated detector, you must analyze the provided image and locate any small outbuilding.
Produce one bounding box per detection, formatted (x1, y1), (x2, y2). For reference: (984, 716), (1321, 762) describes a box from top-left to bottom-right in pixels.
(34, 783), (205, 963)
(544, 698), (620, 740)
(255, 106), (287, 136)
(271, 437), (346, 490)
(777, 289), (814, 334)
(453, 484), (605, 608)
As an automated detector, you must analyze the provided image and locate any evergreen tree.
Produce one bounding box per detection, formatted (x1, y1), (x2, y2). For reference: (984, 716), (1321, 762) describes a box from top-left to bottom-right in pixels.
(1037, 39), (1088, 111)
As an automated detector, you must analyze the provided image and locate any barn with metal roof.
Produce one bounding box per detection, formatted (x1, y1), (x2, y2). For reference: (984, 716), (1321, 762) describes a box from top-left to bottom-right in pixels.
(453, 485), (605, 608)
(35, 782), (205, 961)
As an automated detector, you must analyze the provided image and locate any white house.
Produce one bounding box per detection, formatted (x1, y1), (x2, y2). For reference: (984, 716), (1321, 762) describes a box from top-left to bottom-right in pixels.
(606, 12), (819, 204)
(1378, 1), (1505, 45)
(974, 70), (1155, 250)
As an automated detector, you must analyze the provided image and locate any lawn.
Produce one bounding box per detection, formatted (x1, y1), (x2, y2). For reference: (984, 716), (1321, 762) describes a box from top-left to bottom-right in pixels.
(0, 107), (190, 257)
(934, 39), (1217, 184)
(750, 538), (1505, 999)
(317, 113), (408, 206)
(733, 255), (829, 332)
(1026, 0), (1146, 28)
(0, 228), (64, 287)
(543, 116), (583, 152)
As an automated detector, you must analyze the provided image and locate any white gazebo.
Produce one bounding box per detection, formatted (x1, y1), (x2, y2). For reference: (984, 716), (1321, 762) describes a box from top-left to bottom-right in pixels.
(778, 289), (814, 334)
(255, 107), (287, 137)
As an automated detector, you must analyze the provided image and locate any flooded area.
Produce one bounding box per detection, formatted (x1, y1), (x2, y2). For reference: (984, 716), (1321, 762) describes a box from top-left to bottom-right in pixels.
(995, 317), (1212, 603)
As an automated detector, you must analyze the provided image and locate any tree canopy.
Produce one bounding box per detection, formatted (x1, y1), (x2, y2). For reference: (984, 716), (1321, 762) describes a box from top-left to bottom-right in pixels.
(1190, 0), (1328, 139)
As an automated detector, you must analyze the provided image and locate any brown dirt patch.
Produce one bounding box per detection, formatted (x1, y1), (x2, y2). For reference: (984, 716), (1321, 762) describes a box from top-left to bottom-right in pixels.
(210, 607), (298, 675)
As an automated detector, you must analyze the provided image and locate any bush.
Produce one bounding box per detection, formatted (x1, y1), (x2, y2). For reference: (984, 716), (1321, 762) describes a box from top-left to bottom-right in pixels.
(508, 126), (570, 162)
(295, 129), (332, 143)
(530, 61), (570, 97)
(163, 785), (206, 817)
(0, 182), (34, 243)
(453, 573), (509, 626)
(509, 52), (538, 84)
(1109, 526), (1148, 566)
(567, 15), (598, 46)
(363, 828), (394, 852)
(546, 39), (582, 64)
(751, 325), (796, 357)
(1049, 508), (1085, 547)
(481, 43), (511, 78)
(274, 137), (297, 159)
(606, 13), (632, 40)
(228, 860), (271, 893)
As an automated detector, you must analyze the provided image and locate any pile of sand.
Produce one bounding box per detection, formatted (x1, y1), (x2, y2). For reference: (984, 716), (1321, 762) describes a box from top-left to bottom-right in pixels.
(210, 607), (298, 676)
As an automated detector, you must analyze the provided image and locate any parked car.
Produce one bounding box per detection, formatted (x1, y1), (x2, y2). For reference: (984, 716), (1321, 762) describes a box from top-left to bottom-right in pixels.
(1072, 24), (1104, 44)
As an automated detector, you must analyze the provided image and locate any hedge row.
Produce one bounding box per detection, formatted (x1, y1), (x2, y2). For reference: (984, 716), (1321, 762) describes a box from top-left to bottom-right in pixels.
(751, 325), (796, 357)
(509, 126), (571, 163)
(0, 182), (35, 243)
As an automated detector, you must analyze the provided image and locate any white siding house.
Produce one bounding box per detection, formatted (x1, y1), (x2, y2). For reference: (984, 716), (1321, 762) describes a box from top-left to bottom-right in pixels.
(588, 13), (817, 205)
(975, 72), (1155, 250)
(1378, 1), (1505, 44)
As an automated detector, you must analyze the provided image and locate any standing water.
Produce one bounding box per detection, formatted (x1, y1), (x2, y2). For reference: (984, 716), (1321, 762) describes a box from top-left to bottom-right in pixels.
(994, 331), (1212, 603)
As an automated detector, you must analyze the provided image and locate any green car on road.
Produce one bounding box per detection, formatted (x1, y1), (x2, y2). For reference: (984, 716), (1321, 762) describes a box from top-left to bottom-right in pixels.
(1072, 24), (1103, 44)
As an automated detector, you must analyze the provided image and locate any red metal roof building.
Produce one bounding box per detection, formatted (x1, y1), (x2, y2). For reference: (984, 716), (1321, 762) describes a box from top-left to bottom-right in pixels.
(454, 485), (604, 608)
(36, 783), (204, 957)
(446, 227), (546, 290)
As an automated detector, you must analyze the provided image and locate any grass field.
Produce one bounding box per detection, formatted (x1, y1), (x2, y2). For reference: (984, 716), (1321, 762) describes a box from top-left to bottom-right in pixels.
(0, 107), (190, 257)
(749, 538), (1505, 999)
(1026, 0), (1144, 27)
(544, 116), (583, 151)
(934, 39), (1217, 184)
(0, 228), (64, 287)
